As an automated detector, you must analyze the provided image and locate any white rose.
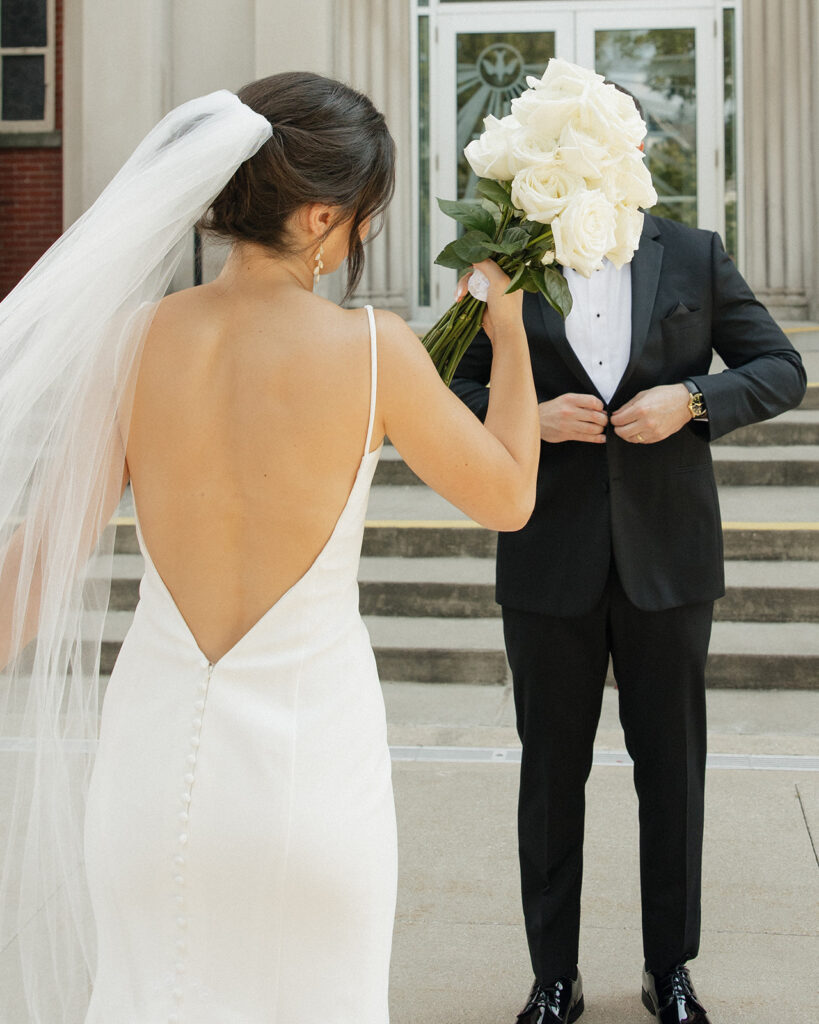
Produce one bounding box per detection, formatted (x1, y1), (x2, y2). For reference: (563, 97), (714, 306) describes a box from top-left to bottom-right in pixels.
(464, 113), (524, 181)
(511, 125), (558, 168)
(511, 91), (583, 145)
(532, 58), (605, 97)
(606, 204), (645, 268)
(511, 162), (585, 223)
(555, 121), (613, 183)
(552, 190), (618, 278)
(541, 250), (556, 266)
(605, 85), (648, 148)
(602, 149), (657, 208)
(576, 85), (646, 154)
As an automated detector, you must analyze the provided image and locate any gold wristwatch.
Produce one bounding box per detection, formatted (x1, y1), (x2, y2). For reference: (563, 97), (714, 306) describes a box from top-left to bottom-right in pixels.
(683, 379), (706, 419)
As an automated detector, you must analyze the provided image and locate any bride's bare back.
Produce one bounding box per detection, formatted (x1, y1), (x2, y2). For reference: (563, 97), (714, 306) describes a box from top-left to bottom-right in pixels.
(127, 279), (378, 664)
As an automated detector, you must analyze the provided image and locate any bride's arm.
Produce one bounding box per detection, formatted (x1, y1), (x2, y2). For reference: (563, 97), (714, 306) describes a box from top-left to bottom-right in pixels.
(378, 261), (539, 533)
(0, 460), (130, 672)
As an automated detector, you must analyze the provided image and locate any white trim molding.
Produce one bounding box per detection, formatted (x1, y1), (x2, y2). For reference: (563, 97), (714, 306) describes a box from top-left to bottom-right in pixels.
(0, 0), (56, 133)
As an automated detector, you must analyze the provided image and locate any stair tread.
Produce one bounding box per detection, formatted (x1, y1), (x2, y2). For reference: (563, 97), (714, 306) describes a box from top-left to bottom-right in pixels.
(107, 556), (819, 589)
(104, 614), (819, 653)
(362, 484), (819, 524)
(748, 410), (819, 424)
(372, 619), (819, 655)
(712, 445), (819, 461)
(722, 561), (819, 587)
(382, 444), (819, 467)
(359, 556), (494, 583)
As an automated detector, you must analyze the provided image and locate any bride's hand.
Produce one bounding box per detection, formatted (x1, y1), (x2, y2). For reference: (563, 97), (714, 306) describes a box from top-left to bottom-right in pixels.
(456, 260), (523, 344)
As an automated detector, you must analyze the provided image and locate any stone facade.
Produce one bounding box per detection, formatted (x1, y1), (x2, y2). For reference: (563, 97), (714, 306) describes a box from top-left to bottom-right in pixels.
(2, 0), (817, 319)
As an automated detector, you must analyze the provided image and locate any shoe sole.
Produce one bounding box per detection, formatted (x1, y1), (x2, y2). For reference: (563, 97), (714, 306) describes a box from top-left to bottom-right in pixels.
(641, 988), (658, 1017)
(568, 995), (585, 1022)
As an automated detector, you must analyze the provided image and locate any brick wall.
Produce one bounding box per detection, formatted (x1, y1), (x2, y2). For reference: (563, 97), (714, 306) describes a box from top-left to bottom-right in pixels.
(0, 0), (64, 300)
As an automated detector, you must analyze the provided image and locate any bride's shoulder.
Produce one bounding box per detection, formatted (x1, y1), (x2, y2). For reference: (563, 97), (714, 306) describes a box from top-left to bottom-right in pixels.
(147, 286), (210, 336)
(366, 308), (433, 379)
(366, 308), (422, 353)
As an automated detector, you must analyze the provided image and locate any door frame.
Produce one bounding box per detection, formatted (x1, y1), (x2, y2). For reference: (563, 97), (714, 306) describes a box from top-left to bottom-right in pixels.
(575, 7), (721, 236)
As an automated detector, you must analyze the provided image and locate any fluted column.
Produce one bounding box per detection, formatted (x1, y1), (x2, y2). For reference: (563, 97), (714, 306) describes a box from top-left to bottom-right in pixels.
(743, 0), (819, 319)
(63, 0), (172, 226)
(332, 0), (412, 315)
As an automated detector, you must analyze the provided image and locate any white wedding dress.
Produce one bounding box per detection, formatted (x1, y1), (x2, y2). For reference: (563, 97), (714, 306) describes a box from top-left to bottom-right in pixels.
(83, 307), (396, 1024)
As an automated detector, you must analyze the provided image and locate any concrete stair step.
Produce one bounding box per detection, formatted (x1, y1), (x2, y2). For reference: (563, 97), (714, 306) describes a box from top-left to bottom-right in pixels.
(359, 557), (819, 622)
(113, 518), (819, 561)
(714, 410), (819, 446)
(99, 613), (819, 689)
(712, 446), (819, 485)
(705, 622), (819, 688)
(717, 560), (819, 621)
(377, 444), (819, 488)
(104, 556), (819, 622)
(799, 383), (819, 410)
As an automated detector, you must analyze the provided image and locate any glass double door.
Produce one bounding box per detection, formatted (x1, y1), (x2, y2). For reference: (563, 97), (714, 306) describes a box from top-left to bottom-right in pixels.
(426, 4), (726, 317)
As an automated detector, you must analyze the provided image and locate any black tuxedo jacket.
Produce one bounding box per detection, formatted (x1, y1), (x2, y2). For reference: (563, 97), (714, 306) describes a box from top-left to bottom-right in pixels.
(451, 214), (807, 615)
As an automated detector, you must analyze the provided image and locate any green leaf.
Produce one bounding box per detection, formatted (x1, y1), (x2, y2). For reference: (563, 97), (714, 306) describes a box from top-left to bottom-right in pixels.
(504, 264), (529, 294)
(536, 266), (573, 318)
(519, 266), (545, 294)
(437, 197), (496, 236)
(450, 229), (497, 264)
(434, 239), (473, 273)
(476, 178), (516, 211)
(492, 225), (532, 255)
(520, 218), (543, 239)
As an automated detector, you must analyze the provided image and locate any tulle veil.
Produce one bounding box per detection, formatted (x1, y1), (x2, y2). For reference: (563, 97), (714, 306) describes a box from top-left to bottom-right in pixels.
(0, 90), (272, 1022)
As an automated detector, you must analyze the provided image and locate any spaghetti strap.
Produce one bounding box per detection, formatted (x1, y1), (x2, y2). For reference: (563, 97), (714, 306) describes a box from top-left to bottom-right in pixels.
(364, 305), (378, 456)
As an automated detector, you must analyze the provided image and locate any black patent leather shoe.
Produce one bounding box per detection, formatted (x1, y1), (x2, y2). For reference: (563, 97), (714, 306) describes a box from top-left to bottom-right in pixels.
(516, 970), (584, 1023)
(642, 965), (712, 1023)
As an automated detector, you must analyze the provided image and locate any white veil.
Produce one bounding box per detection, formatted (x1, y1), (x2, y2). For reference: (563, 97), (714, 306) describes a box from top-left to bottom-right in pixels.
(0, 90), (272, 1022)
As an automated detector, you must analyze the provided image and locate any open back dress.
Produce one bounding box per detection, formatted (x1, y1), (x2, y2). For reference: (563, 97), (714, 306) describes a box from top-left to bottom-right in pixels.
(83, 306), (396, 1024)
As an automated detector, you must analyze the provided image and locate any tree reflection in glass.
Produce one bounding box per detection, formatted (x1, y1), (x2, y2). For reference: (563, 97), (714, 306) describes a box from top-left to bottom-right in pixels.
(595, 28), (698, 229)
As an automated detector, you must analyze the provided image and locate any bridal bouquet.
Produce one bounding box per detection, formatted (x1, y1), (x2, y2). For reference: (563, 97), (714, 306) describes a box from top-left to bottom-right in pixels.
(423, 58), (657, 384)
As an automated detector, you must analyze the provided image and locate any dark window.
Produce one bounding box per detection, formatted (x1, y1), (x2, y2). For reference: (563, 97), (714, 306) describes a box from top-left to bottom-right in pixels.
(2, 54), (45, 120)
(1, 0), (48, 48)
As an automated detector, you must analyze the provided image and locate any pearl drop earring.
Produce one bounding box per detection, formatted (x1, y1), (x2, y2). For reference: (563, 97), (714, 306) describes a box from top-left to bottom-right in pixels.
(313, 243), (325, 290)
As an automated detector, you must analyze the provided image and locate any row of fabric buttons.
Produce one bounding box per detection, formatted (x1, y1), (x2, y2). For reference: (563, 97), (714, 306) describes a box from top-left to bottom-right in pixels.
(168, 660), (213, 1023)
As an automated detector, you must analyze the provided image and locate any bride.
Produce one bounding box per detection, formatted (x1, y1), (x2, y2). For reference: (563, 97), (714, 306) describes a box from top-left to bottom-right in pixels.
(0, 72), (538, 1023)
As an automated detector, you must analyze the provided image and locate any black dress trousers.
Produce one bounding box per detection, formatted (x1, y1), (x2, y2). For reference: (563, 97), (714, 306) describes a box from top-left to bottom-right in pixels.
(503, 562), (714, 985)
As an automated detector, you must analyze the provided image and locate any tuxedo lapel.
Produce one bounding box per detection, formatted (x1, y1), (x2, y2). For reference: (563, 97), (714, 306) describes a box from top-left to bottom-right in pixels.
(613, 215), (663, 401)
(533, 290), (603, 400)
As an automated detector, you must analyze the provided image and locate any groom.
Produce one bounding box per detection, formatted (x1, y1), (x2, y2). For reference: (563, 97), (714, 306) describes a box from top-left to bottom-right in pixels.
(451, 213), (806, 1023)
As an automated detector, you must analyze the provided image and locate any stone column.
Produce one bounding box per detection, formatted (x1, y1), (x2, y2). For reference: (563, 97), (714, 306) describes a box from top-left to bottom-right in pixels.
(63, 0), (171, 227)
(743, 0), (819, 319)
(332, 0), (413, 315)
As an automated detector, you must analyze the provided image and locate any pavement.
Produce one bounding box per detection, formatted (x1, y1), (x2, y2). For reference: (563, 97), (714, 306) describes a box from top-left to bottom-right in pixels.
(384, 683), (819, 1024)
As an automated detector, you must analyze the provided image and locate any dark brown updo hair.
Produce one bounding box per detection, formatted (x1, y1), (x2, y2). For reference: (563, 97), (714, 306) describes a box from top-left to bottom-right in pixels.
(201, 72), (396, 301)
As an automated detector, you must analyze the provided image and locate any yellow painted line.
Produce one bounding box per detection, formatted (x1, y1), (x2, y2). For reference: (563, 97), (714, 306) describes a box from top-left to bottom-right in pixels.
(114, 516), (819, 531)
(783, 325), (819, 334)
(722, 521), (819, 530)
(364, 519), (480, 528)
(114, 517), (481, 529)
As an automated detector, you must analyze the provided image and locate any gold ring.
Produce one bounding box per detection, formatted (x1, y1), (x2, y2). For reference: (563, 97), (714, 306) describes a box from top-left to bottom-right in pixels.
(637, 433), (645, 442)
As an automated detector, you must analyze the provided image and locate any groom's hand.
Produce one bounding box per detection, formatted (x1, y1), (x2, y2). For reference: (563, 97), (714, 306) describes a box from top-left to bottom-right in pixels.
(539, 394), (608, 444)
(610, 384), (691, 443)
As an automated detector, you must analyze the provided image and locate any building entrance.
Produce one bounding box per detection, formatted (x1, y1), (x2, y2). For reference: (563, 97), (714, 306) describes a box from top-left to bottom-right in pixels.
(414, 1), (740, 320)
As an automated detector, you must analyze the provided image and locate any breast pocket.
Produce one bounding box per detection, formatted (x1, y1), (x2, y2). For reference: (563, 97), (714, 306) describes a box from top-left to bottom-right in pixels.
(660, 308), (706, 340)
